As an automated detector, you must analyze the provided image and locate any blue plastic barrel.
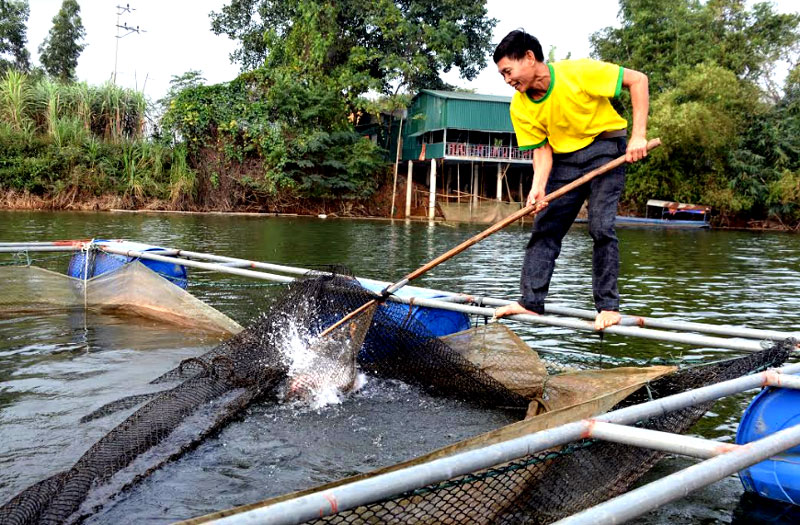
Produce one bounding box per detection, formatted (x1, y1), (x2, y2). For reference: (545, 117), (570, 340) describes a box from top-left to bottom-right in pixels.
(356, 280), (471, 338)
(67, 241), (188, 289)
(736, 383), (800, 505)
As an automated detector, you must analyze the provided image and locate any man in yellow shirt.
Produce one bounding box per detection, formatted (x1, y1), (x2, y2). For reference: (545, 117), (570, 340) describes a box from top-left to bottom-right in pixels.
(492, 30), (650, 330)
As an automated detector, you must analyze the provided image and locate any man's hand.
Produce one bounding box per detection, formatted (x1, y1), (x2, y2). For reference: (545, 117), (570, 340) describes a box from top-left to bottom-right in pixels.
(527, 185), (548, 212)
(626, 135), (648, 163)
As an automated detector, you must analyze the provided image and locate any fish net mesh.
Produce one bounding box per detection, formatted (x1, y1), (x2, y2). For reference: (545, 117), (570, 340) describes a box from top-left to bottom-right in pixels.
(0, 270), (530, 525)
(294, 340), (795, 525)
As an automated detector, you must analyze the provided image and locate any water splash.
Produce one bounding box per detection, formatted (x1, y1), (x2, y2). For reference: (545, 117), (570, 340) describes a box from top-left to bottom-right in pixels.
(270, 308), (364, 409)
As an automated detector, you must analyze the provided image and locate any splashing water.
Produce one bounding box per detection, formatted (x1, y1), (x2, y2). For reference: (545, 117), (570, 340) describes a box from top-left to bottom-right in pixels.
(274, 311), (365, 409)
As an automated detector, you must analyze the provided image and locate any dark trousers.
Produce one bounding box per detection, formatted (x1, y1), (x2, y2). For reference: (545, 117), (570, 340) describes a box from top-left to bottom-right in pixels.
(520, 137), (626, 314)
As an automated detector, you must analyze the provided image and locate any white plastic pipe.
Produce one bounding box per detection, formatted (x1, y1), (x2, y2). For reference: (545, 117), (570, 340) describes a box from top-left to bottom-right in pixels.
(555, 421), (800, 525)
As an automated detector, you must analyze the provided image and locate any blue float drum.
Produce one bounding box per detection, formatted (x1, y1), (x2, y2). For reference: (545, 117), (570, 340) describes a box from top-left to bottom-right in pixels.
(737, 383), (800, 505)
(67, 240), (188, 289)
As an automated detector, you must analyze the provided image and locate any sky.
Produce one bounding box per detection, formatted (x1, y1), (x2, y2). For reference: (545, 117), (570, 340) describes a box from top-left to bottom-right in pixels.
(24, 0), (798, 103)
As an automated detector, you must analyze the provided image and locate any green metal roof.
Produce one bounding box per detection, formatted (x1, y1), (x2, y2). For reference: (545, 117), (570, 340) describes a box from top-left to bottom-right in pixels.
(406, 89), (514, 137)
(419, 89), (512, 104)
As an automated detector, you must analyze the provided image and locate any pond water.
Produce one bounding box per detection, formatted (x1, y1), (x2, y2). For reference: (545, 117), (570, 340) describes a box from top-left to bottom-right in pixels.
(1, 210), (799, 523)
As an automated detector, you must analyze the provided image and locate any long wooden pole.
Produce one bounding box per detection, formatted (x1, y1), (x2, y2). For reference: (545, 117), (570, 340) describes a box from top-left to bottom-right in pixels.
(320, 138), (662, 336)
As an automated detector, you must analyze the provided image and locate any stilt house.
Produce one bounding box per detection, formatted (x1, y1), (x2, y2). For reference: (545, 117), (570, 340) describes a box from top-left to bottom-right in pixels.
(398, 89), (534, 222)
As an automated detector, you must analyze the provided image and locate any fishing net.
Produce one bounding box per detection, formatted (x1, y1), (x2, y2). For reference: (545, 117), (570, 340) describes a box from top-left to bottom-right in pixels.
(186, 340), (796, 525)
(1, 266), (794, 525)
(0, 263), (242, 335)
(0, 270), (531, 525)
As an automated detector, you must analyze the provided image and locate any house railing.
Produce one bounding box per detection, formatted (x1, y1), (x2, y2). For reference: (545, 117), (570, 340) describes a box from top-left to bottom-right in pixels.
(445, 142), (533, 160)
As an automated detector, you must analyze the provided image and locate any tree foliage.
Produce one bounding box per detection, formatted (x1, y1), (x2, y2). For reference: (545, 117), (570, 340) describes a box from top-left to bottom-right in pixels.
(160, 68), (387, 200)
(592, 0), (800, 224)
(211, 0), (496, 96)
(0, 0), (31, 72)
(591, 0), (800, 94)
(38, 0), (86, 82)
(163, 0), (496, 201)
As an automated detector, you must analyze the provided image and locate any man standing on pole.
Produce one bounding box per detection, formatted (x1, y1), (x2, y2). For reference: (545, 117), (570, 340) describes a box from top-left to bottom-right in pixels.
(492, 30), (650, 330)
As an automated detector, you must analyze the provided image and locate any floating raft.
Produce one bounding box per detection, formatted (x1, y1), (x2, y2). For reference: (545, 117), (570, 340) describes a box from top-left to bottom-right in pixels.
(2, 239), (800, 523)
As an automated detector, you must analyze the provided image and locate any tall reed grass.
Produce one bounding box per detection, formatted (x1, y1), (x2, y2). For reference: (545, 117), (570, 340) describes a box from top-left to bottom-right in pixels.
(0, 69), (32, 133)
(0, 71), (147, 142)
(0, 68), (176, 205)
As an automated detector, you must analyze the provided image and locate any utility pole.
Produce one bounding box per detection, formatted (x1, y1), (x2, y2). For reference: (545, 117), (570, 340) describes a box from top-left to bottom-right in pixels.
(113, 3), (145, 84)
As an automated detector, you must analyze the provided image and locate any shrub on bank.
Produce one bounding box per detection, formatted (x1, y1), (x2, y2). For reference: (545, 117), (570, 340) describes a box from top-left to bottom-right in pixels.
(0, 68), (389, 211)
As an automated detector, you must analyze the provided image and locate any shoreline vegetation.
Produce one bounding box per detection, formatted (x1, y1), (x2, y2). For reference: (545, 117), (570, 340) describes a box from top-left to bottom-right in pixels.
(2, 1), (798, 232)
(1, 189), (797, 232)
(0, 64), (797, 232)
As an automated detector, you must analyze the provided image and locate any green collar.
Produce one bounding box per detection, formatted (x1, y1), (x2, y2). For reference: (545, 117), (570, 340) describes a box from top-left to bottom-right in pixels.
(526, 63), (555, 104)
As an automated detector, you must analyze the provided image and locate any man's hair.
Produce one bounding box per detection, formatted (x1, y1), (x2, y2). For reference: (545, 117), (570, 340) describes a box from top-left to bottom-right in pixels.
(493, 30), (544, 63)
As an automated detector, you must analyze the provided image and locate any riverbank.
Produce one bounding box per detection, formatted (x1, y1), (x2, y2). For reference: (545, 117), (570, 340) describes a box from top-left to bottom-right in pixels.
(0, 182), (396, 218)
(2, 188), (798, 232)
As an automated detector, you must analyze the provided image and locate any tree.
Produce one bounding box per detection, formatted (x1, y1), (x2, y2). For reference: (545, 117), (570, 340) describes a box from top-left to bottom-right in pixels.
(590, 0), (800, 224)
(210, 0), (496, 96)
(0, 0), (31, 72)
(38, 0), (86, 82)
(590, 0), (800, 93)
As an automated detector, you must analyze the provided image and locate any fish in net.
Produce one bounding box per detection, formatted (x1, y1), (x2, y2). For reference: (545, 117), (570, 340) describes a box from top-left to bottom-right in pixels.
(0, 270), (529, 525)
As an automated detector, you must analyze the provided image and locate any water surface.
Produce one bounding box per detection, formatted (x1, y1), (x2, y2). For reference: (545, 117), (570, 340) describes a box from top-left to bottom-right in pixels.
(1, 210), (799, 523)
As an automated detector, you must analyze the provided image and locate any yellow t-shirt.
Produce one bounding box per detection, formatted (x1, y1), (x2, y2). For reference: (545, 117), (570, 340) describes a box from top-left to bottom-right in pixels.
(509, 59), (627, 154)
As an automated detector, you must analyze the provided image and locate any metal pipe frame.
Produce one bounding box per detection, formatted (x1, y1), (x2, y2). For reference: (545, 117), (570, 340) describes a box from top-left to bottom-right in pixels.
(541, 303), (800, 342)
(115, 246), (800, 342)
(201, 364), (800, 525)
(0, 246), (82, 253)
(4, 241), (798, 349)
(168, 248), (800, 342)
(0, 241), (88, 247)
(103, 245), (780, 352)
(586, 421), (740, 459)
(385, 295), (770, 353)
(98, 246), (294, 285)
(555, 421), (800, 525)
(763, 371), (800, 390)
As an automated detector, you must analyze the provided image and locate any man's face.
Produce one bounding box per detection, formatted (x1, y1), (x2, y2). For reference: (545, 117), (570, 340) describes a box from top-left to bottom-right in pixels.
(496, 51), (535, 93)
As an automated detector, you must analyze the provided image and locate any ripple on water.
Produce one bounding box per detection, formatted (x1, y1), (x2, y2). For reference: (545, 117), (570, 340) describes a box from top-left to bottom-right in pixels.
(2, 216), (800, 524)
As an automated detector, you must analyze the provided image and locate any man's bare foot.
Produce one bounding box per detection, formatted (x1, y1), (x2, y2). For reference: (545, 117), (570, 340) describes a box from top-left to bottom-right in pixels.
(494, 302), (539, 319)
(595, 310), (622, 330)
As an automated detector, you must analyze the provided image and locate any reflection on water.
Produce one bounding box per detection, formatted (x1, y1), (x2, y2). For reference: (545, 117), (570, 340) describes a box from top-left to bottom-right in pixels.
(1, 211), (799, 522)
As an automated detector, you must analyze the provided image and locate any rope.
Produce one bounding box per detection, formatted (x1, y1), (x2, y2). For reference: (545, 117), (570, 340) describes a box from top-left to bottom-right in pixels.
(82, 241), (92, 310)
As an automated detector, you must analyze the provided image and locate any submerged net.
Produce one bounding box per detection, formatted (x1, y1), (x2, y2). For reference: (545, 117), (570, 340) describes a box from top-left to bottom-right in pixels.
(274, 339), (794, 525)
(0, 263), (242, 335)
(0, 270), (530, 525)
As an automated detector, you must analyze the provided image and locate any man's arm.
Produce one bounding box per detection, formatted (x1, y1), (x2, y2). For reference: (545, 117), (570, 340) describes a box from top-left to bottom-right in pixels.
(621, 68), (649, 163)
(527, 142), (553, 209)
